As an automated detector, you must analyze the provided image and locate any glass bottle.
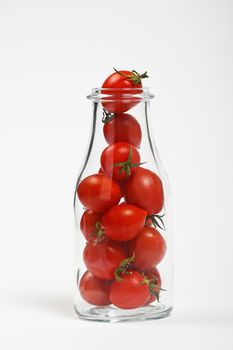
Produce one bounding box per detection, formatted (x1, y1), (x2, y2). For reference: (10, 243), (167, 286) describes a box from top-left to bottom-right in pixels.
(74, 88), (173, 322)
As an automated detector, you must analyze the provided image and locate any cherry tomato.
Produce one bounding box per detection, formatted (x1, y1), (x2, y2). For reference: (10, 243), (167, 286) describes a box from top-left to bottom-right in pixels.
(80, 210), (101, 241)
(102, 69), (146, 92)
(109, 270), (150, 309)
(83, 238), (126, 280)
(125, 167), (164, 214)
(101, 203), (147, 241)
(102, 69), (148, 113)
(143, 267), (161, 304)
(101, 96), (141, 114)
(101, 142), (140, 181)
(128, 226), (166, 270)
(79, 270), (111, 306)
(77, 174), (121, 213)
(103, 113), (142, 148)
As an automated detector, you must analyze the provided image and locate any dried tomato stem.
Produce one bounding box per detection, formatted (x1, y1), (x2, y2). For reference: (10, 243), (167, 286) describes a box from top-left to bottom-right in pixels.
(114, 147), (145, 177)
(114, 254), (135, 282)
(102, 109), (116, 124)
(143, 275), (166, 302)
(90, 221), (105, 244)
(147, 214), (166, 230)
(113, 67), (149, 85)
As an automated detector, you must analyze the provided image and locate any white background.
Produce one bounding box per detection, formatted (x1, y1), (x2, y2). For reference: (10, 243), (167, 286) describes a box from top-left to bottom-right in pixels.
(0, 0), (233, 349)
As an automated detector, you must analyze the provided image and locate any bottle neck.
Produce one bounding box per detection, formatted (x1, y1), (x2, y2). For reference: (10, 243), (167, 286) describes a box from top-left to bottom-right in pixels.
(86, 100), (158, 170)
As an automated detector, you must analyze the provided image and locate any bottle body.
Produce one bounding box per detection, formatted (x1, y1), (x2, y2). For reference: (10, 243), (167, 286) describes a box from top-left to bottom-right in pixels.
(74, 89), (173, 321)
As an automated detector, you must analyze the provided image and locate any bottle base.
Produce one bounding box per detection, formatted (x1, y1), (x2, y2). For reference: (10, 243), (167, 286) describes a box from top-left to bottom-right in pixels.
(74, 303), (173, 322)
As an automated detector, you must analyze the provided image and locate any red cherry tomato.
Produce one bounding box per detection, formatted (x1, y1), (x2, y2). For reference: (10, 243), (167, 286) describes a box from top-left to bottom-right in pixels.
(125, 167), (164, 214)
(102, 69), (144, 92)
(77, 174), (121, 213)
(109, 270), (150, 309)
(101, 96), (141, 114)
(80, 210), (101, 241)
(143, 267), (162, 304)
(101, 203), (147, 241)
(83, 238), (126, 280)
(101, 69), (148, 113)
(103, 114), (142, 148)
(79, 270), (111, 306)
(128, 226), (166, 270)
(101, 142), (140, 181)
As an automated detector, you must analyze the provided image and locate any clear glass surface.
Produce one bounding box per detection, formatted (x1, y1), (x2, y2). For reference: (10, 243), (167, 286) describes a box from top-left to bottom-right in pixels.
(74, 88), (173, 322)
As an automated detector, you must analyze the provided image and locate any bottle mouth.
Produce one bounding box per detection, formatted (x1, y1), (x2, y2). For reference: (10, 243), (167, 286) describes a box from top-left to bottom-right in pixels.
(87, 87), (154, 102)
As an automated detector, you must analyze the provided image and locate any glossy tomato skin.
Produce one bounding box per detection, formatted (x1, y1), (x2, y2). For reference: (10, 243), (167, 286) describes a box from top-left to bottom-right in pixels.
(102, 70), (142, 92)
(143, 267), (162, 304)
(102, 96), (141, 114)
(77, 174), (121, 214)
(103, 114), (142, 148)
(79, 270), (111, 306)
(128, 226), (166, 270)
(102, 70), (142, 113)
(125, 167), (164, 214)
(101, 142), (140, 181)
(109, 270), (150, 309)
(83, 238), (126, 280)
(80, 210), (101, 241)
(101, 203), (147, 241)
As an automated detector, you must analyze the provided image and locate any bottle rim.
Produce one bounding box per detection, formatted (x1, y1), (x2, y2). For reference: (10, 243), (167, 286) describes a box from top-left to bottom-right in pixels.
(87, 87), (154, 101)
